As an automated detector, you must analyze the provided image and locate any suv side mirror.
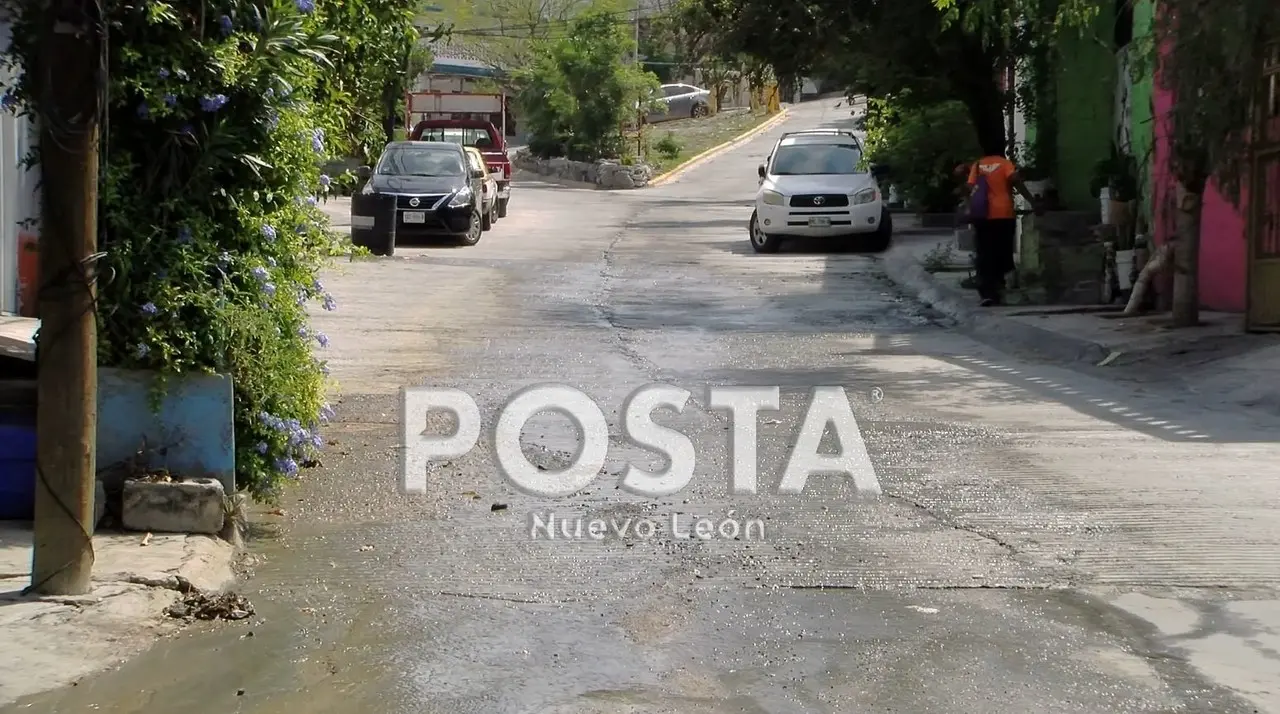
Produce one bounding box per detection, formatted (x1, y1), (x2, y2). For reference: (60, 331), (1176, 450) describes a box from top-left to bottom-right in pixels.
(757, 163), (766, 178)
(356, 165), (372, 180)
(471, 168), (485, 179)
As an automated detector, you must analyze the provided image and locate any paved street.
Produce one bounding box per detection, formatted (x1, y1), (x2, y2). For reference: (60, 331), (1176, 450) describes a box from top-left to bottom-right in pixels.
(10, 100), (1280, 713)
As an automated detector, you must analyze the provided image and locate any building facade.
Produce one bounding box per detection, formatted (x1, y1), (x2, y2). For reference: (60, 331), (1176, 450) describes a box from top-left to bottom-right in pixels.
(0, 14), (42, 317)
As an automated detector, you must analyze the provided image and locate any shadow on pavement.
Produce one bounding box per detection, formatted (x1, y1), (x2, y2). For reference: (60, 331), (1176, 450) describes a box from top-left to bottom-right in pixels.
(813, 333), (1280, 445)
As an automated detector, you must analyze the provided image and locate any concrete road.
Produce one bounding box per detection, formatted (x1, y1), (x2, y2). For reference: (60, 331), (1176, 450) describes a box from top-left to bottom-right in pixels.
(10, 101), (1280, 713)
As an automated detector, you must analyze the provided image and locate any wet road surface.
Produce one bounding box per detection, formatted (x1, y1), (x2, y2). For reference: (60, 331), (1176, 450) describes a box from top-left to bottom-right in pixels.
(10, 101), (1280, 713)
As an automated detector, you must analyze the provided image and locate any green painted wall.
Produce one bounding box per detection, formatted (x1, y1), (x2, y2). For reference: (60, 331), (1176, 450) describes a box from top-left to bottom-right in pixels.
(1053, 10), (1117, 209)
(1129, 0), (1156, 230)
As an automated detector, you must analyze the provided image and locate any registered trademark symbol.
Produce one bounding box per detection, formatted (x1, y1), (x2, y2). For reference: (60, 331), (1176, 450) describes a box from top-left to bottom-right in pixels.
(870, 387), (884, 403)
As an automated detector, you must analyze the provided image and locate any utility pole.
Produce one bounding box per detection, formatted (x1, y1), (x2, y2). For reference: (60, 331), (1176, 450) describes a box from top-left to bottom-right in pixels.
(30, 0), (103, 596)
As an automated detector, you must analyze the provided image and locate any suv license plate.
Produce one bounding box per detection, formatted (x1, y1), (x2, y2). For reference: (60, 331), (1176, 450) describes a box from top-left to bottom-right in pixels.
(808, 216), (832, 227)
(402, 211), (425, 224)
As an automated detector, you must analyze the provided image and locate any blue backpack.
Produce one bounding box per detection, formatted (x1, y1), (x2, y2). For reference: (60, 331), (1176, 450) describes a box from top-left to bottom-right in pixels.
(968, 164), (990, 222)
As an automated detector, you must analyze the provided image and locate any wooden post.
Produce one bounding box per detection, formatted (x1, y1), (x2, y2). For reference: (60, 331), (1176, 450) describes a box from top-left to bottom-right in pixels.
(29, 0), (102, 596)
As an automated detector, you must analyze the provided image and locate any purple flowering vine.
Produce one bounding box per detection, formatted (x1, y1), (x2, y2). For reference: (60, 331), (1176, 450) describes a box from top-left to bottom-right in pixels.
(200, 94), (228, 112)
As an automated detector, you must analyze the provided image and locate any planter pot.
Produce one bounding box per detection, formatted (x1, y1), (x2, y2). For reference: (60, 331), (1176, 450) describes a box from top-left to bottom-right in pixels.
(1116, 249), (1136, 291)
(1024, 179), (1053, 199)
(97, 368), (236, 493)
(1108, 198), (1132, 229)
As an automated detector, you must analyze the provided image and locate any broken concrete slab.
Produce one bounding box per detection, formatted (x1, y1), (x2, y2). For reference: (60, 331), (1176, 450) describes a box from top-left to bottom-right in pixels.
(121, 477), (225, 535)
(0, 522), (237, 707)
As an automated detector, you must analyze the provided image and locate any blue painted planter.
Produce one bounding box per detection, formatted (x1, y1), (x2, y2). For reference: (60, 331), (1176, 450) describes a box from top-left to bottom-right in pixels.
(96, 369), (236, 493)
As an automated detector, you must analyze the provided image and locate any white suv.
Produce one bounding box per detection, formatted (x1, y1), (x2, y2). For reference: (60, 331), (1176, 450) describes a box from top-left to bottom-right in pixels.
(749, 132), (892, 254)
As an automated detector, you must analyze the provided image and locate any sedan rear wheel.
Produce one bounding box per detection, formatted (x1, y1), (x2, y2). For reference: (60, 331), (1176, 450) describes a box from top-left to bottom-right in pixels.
(691, 103), (709, 118)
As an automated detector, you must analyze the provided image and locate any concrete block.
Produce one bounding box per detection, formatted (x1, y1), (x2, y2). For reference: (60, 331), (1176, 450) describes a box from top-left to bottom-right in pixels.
(122, 478), (225, 535)
(97, 368), (236, 493)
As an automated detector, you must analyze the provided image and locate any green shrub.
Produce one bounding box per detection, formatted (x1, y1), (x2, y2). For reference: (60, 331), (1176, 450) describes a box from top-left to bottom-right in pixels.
(513, 5), (661, 162)
(653, 133), (682, 161)
(863, 95), (981, 214)
(0, 0), (414, 500)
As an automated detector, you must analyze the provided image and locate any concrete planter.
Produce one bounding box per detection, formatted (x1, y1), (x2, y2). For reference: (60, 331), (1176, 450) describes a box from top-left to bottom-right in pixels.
(121, 477), (225, 534)
(97, 368), (236, 493)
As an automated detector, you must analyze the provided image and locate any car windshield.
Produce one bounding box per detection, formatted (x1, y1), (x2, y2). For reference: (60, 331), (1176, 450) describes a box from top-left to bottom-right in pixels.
(376, 147), (465, 177)
(416, 127), (495, 150)
(770, 144), (864, 175)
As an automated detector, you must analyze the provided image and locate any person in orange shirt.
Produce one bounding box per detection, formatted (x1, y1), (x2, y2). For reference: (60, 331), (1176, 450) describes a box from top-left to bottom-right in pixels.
(967, 149), (1041, 306)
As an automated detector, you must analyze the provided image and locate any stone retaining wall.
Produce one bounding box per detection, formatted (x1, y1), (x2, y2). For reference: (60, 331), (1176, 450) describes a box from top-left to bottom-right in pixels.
(512, 150), (655, 189)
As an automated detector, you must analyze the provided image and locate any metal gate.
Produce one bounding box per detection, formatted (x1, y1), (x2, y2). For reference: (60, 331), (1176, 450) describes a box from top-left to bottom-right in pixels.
(1247, 43), (1280, 331)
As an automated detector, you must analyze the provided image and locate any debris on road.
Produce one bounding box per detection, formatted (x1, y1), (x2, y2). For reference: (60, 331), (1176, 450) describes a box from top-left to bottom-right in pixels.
(166, 591), (254, 621)
(491, 503), (508, 512)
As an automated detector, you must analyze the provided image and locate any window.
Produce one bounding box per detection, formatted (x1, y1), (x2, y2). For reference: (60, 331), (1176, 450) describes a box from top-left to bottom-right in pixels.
(769, 144), (865, 175)
(416, 126), (494, 147)
(376, 147), (464, 177)
(662, 85), (686, 98)
(465, 152), (484, 173)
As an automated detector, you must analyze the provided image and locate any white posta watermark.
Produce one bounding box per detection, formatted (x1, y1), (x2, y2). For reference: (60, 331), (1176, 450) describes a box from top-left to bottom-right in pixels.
(399, 384), (881, 497)
(527, 511), (767, 541)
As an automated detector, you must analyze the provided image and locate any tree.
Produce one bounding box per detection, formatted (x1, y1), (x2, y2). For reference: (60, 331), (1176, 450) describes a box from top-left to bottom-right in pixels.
(700, 0), (1012, 153)
(512, 5), (661, 160)
(453, 0), (592, 73)
(1151, 0), (1278, 326)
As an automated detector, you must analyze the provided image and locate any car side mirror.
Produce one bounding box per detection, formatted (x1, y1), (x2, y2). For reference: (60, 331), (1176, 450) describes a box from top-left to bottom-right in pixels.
(471, 169), (485, 179)
(757, 163), (766, 178)
(356, 165), (372, 180)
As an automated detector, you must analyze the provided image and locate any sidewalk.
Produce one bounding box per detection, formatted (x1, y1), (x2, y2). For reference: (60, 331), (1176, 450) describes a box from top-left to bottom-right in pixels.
(0, 523), (236, 706)
(318, 195), (350, 231)
(881, 226), (1280, 412)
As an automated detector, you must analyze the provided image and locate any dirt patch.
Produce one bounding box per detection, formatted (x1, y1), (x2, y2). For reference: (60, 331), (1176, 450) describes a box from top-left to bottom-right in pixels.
(640, 108), (774, 172)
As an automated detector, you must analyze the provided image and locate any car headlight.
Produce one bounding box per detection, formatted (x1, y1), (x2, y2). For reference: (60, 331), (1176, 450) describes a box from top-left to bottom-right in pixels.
(448, 187), (473, 207)
(359, 181), (375, 195)
(761, 190), (785, 206)
(852, 187), (879, 205)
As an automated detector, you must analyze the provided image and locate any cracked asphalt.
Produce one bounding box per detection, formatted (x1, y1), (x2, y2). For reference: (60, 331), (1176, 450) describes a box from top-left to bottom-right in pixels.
(11, 100), (1280, 713)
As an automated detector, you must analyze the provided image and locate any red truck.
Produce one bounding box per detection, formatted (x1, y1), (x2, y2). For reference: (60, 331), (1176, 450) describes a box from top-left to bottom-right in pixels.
(410, 118), (512, 219)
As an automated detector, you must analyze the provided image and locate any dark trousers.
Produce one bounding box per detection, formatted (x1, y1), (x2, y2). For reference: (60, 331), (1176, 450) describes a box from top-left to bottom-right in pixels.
(972, 218), (1016, 302)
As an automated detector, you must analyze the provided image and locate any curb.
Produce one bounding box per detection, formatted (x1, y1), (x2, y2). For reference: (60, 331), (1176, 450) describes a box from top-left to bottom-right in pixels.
(648, 108), (793, 188)
(880, 240), (1113, 365)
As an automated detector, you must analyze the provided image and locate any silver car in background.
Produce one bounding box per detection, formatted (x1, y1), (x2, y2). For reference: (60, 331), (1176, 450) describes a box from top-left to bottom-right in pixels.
(645, 83), (711, 123)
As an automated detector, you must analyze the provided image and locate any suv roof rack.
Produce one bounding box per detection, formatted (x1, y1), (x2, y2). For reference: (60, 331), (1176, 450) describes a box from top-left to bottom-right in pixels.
(781, 129), (855, 135)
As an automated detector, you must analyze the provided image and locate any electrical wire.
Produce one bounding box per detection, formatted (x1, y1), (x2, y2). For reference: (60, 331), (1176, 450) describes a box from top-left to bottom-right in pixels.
(22, 0), (110, 597)
(446, 7), (652, 37)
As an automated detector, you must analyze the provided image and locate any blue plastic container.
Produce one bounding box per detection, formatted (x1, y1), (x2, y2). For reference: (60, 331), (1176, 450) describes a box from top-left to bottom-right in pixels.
(0, 423), (37, 520)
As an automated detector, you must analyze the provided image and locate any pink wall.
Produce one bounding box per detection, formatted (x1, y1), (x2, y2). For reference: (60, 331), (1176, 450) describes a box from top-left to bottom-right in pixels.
(1152, 81), (1248, 312)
